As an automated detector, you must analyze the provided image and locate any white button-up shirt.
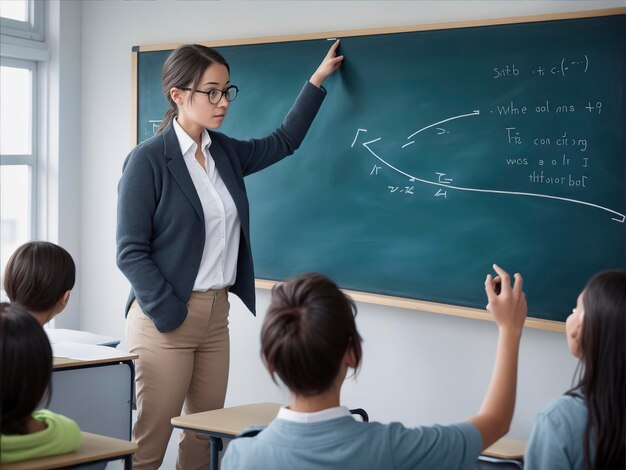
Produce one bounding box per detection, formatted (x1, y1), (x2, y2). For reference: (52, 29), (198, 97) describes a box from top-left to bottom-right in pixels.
(277, 406), (352, 423)
(173, 118), (241, 291)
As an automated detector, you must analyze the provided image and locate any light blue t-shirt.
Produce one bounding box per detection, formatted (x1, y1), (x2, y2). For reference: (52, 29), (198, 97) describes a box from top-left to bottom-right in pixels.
(222, 416), (482, 470)
(525, 392), (589, 470)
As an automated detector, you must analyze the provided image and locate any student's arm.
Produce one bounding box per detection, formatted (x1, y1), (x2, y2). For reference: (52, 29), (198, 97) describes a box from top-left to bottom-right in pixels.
(468, 264), (527, 449)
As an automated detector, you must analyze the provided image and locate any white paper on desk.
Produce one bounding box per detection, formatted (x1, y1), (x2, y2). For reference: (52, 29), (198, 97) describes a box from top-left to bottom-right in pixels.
(46, 328), (119, 346)
(52, 342), (131, 361)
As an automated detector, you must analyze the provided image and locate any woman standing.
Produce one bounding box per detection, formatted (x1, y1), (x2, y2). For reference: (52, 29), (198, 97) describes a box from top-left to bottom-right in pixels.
(116, 41), (342, 469)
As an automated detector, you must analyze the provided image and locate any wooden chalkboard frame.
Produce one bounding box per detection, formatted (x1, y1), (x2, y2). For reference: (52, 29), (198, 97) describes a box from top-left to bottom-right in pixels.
(130, 7), (626, 332)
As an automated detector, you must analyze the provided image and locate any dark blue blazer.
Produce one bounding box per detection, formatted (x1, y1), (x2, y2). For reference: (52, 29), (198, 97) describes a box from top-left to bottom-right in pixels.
(117, 82), (325, 332)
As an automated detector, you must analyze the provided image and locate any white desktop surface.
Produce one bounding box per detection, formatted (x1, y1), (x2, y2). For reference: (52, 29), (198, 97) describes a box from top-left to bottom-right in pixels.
(46, 328), (120, 347)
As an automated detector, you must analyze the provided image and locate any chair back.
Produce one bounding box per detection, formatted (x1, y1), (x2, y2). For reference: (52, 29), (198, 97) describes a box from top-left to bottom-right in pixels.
(349, 408), (369, 422)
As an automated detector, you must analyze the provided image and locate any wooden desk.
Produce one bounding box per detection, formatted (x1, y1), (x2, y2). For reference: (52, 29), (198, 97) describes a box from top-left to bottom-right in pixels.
(172, 402), (281, 469)
(3, 431), (137, 470)
(480, 438), (526, 468)
(483, 438), (526, 460)
(52, 353), (137, 440)
(53, 353), (136, 370)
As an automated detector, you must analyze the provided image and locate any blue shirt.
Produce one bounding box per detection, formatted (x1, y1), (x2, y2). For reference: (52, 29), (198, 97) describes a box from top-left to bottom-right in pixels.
(222, 416), (482, 470)
(525, 392), (589, 470)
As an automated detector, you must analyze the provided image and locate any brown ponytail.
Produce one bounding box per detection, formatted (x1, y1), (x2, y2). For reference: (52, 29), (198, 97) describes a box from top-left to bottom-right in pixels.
(157, 108), (177, 134)
(261, 273), (363, 397)
(155, 44), (230, 134)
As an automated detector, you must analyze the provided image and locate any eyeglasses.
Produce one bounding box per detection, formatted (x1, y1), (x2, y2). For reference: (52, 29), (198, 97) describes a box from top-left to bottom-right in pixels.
(178, 85), (239, 105)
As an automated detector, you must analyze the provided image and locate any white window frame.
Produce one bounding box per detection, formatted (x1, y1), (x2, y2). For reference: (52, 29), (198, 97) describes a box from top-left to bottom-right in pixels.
(0, 56), (39, 264)
(0, 0), (45, 42)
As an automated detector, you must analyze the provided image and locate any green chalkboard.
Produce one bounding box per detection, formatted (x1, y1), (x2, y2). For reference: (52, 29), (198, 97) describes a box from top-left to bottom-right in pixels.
(133, 11), (626, 324)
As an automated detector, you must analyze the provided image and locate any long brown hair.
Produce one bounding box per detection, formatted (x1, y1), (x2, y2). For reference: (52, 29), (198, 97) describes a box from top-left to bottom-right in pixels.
(567, 270), (626, 469)
(261, 273), (363, 397)
(156, 44), (229, 133)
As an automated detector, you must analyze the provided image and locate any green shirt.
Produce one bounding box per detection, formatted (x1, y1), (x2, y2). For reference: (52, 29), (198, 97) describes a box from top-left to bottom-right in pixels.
(1, 409), (82, 464)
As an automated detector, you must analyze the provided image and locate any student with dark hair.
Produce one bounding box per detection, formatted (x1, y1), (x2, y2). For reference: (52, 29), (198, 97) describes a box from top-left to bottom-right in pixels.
(0, 302), (81, 464)
(117, 41), (343, 469)
(3, 241), (76, 325)
(223, 266), (527, 469)
(525, 270), (626, 470)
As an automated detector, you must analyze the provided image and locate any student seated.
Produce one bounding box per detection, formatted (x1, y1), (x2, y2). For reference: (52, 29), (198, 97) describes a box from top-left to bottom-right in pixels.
(3, 241), (76, 325)
(0, 302), (82, 464)
(223, 266), (527, 469)
(525, 270), (626, 470)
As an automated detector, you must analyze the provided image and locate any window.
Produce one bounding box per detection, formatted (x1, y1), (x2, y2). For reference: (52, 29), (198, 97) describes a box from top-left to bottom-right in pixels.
(1, 0), (45, 297)
(0, 0), (45, 41)
(0, 58), (37, 286)
(1, 1), (28, 22)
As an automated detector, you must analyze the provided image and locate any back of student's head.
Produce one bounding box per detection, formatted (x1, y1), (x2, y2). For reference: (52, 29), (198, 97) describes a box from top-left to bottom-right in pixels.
(3, 241), (75, 313)
(0, 302), (53, 434)
(261, 273), (363, 397)
(576, 270), (626, 470)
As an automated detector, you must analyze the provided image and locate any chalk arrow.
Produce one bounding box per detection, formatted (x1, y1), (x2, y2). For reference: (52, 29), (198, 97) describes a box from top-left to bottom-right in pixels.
(361, 135), (625, 223)
(362, 137), (382, 152)
(407, 110), (480, 140)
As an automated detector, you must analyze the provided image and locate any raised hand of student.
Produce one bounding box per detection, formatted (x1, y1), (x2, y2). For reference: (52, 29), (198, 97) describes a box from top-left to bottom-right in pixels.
(485, 263), (527, 336)
(469, 263), (527, 450)
(309, 39), (344, 88)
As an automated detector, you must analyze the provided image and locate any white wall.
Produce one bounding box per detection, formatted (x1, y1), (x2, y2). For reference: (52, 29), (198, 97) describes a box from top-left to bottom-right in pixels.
(78, 0), (623, 447)
(45, 0), (82, 328)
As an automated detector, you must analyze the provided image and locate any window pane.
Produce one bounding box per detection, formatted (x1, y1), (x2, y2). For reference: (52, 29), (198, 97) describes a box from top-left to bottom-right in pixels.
(0, 165), (31, 288)
(0, 0), (27, 22)
(0, 66), (32, 155)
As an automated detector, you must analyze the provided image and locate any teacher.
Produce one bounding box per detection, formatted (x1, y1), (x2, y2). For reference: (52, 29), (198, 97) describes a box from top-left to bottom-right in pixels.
(116, 41), (343, 469)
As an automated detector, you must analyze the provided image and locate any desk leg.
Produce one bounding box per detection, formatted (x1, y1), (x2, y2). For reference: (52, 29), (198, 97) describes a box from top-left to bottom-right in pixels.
(210, 436), (223, 470)
(124, 454), (133, 470)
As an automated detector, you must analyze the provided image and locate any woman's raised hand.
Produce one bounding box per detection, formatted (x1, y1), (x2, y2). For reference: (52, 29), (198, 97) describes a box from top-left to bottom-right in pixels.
(310, 40), (344, 88)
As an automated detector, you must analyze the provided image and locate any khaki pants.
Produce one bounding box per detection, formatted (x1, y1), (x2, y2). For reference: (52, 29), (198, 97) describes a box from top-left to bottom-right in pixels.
(126, 289), (230, 470)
